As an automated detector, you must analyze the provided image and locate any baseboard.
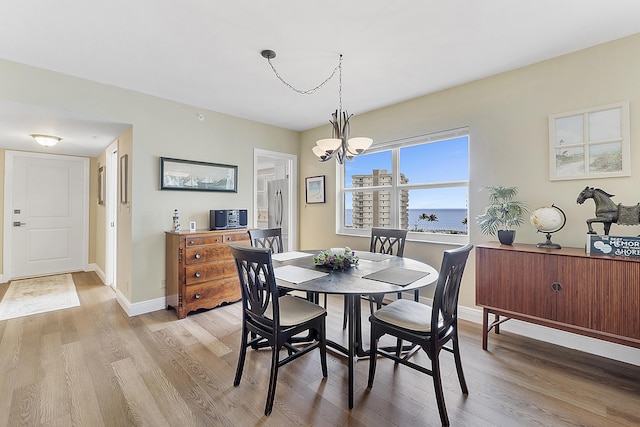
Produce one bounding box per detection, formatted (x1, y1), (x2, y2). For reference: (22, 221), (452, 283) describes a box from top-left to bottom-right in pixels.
(114, 288), (166, 317)
(86, 263), (107, 285)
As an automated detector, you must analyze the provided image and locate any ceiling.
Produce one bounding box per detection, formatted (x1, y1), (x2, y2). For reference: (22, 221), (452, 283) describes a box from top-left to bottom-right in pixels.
(2, 1), (640, 157)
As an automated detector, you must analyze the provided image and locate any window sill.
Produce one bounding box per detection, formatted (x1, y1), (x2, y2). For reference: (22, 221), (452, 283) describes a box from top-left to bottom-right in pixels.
(337, 228), (469, 246)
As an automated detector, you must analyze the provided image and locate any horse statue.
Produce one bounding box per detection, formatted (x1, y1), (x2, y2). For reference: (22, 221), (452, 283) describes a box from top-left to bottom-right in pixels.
(576, 186), (640, 235)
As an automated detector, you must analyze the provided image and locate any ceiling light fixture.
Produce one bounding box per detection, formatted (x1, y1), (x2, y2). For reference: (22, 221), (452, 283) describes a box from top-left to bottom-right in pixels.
(31, 134), (61, 147)
(261, 49), (372, 164)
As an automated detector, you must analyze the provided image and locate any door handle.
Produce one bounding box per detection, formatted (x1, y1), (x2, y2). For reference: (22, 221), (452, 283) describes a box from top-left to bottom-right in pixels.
(13, 222), (26, 227)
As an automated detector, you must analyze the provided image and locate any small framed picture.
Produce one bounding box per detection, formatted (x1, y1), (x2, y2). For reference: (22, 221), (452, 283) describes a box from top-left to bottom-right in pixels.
(305, 175), (326, 204)
(120, 154), (128, 204)
(189, 221), (196, 232)
(98, 166), (105, 206)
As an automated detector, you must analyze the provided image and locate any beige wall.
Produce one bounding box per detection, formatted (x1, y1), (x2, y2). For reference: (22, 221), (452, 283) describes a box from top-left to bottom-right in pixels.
(299, 33), (640, 308)
(0, 59), (300, 305)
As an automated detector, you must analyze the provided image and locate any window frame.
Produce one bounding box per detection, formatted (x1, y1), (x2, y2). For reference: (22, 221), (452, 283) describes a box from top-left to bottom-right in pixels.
(337, 127), (470, 245)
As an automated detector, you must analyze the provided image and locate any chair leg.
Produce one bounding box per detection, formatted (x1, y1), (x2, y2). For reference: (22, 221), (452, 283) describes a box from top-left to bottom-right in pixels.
(264, 343), (281, 416)
(318, 324), (328, 378)
(452, 328), (468, 394)
(234, 328), (248, 386)
(431, 353), (450, 426)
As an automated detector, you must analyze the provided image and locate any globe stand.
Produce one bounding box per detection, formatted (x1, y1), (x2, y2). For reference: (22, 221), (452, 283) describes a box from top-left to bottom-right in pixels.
(532, 204), (566, 250)
(537, 231), (561, 249)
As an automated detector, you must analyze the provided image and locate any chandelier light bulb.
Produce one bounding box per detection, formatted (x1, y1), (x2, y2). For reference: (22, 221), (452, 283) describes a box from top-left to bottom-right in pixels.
(312, 145), (328, 159)
(347, 137), (373, 153)
(316, 138), (341, 152)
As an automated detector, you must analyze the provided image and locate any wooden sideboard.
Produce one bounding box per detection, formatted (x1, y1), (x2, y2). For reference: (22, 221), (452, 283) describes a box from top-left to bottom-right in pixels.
(165, 229), (250, 319)
(476, 242), (640, 350)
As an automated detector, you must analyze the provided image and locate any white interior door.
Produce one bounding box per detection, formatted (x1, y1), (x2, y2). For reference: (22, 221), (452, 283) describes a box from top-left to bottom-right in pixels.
(4, 151), (88, 280)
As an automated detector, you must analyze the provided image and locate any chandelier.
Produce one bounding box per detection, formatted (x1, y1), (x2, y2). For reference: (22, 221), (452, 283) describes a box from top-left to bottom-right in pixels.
(261, 50), (372, 164)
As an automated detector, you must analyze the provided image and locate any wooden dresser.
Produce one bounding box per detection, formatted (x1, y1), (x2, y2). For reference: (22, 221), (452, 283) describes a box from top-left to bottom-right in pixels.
(476, 242), (640, 350)
(165, 229), (250, 319)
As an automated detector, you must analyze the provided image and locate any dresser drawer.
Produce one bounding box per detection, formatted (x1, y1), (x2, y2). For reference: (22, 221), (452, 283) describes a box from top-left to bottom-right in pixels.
(185, 261), (236, 285)
(183, 278), (241, 312)
(224, 232), (250, 243)
(186, 235), (224, 246)
(185, 245), (229, 264)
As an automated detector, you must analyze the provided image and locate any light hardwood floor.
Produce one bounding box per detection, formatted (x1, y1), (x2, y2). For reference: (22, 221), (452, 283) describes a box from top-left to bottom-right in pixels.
(0, 272), (638, 426)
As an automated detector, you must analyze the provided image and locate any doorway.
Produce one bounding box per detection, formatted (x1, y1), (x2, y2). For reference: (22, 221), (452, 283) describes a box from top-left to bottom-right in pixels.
(3, 151), (89, 280)
(254, 149), (297, 251)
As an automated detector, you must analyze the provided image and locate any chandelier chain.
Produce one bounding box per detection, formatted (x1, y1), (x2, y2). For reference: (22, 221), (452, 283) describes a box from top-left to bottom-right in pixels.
(266, 55), (342, 96)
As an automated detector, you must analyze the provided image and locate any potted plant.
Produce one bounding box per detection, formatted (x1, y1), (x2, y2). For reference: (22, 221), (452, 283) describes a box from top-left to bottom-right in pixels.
(476, 185), (528, 245)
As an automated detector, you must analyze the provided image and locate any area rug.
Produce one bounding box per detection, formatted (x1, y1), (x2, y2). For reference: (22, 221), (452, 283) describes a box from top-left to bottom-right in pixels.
(0, 274), (80, 321)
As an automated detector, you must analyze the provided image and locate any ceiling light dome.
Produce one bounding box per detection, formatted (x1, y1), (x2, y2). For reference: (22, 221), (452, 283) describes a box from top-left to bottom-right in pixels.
(31, 134), (61, 147)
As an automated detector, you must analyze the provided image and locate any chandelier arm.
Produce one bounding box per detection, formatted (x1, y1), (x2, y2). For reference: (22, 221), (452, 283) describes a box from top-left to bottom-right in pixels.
(266, 56), (341, 95)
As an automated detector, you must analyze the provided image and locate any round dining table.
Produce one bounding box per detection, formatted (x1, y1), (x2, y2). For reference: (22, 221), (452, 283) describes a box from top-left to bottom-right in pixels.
(271, 249), (439, 409)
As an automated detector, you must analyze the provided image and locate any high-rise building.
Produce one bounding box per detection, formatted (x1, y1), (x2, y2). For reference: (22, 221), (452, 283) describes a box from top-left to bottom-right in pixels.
(351, 169), (409, 229)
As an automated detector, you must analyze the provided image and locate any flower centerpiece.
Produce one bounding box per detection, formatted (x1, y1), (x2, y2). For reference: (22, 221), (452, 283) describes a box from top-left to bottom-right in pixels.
(313, 247), (359, 270)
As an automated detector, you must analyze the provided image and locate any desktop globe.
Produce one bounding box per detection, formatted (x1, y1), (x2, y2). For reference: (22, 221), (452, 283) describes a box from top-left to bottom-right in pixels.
(530, 205), (566, 248)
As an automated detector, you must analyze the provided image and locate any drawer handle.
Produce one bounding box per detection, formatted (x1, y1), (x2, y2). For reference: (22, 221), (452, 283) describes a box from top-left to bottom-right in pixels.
(195, 253), (202, 259)
(189, 240), (195, 245)
(194, 292), (201, 299)
(194, 272), (202, 278)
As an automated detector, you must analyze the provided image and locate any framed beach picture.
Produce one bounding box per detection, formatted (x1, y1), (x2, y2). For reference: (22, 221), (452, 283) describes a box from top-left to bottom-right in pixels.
(305, 175), (325, 204)
(549, 101), (630, 181)
(160, 157), (238, 192)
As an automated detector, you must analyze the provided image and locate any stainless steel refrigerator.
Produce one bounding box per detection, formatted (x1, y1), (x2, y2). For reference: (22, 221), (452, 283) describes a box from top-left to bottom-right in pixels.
(267, 178), (289, 250)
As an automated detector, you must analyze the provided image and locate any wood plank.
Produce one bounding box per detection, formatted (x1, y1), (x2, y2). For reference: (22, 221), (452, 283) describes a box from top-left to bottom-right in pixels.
(111, 357), (170, 427)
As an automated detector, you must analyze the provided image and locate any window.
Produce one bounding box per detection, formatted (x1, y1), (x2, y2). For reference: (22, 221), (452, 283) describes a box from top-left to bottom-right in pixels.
(339, 128), (469, 244)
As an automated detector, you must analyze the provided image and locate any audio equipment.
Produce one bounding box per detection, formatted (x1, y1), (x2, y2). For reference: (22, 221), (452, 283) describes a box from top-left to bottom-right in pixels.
(210, 209), (248, 230)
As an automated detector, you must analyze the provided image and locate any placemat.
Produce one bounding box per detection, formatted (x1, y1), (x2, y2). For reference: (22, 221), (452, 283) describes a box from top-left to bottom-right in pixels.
(355, 252), (394, 262)
(274, 265), (328, 284)
(362, 267), (430, 286)
(271, 251), (314, 262)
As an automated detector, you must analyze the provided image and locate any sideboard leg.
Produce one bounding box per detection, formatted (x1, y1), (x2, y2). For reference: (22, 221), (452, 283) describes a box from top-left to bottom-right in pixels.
(482, 308), (489, 350)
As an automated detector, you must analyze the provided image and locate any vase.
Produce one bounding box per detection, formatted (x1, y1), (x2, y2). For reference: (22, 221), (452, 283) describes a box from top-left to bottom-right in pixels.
(497, 230), (516, 245)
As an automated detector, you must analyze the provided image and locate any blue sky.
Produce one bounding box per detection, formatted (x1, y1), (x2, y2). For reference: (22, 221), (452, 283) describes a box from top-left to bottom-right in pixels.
(345, 136), (469, 209)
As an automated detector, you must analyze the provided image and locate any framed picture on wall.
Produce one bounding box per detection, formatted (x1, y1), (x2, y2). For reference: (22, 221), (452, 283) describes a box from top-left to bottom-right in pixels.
(549, 101), (630, 181)
(160, 157), (238, 192)
(120, 154), (128, 204)
(98, 166), (105, 205)
(305, 175), (326, 204)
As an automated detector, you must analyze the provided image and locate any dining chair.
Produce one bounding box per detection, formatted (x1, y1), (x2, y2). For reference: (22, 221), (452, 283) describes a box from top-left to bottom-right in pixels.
(367, 244), (473, 427)
(229, 244), (328, 416)
(248, 228), (284, 254)
(343, 227), (410, 329)
(249, 227), (322, 305)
